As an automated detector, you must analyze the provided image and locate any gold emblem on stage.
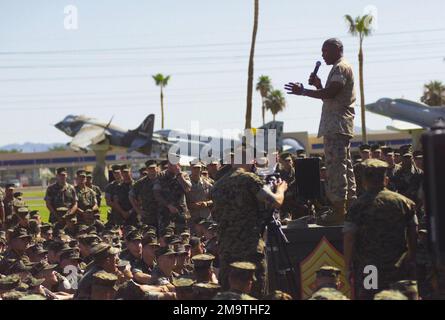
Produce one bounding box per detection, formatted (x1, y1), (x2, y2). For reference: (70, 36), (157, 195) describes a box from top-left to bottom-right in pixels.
(299, 236), (352, 299)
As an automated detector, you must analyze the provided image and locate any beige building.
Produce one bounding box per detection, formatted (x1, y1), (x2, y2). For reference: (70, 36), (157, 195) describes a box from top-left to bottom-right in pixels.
(0, 149), (150, 187)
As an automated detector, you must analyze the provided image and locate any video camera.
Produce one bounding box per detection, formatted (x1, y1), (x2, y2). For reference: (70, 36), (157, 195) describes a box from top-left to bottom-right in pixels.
(264, 172), (281, 192)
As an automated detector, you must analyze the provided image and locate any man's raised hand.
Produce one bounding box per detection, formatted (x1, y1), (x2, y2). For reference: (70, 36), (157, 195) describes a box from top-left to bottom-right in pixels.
(284, 82), (304, 95)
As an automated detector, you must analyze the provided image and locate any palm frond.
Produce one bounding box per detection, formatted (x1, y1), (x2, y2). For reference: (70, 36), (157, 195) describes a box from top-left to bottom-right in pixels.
(344, 14), (357, 35)
(256, 75), (273, 96)
(265, 89), (286, 115)
(162, 75), (171, 86)
(357, 14), (373, 36)
(152, 73), (171, 87)
(345, 14), (373, 37)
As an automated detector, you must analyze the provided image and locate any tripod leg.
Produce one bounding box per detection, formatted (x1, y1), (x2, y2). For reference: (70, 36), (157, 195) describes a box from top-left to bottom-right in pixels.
(267, 223), (300, 299)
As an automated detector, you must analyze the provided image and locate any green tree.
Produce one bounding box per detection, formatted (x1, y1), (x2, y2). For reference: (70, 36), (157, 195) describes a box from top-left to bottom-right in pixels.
(48, 145), (67, 152)
(256, 75), (273, 125)
(345, 14), (373, 143)
(265, 89), (286, 122)
(421, 80), (445, 106)
(0, 149), (22, 153)
(245, 0), (259, 129)
(152, 73), (171, 129)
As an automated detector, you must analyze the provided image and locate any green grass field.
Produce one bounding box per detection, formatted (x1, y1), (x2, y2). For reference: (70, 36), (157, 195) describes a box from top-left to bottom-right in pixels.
(22, 188), (109, 223)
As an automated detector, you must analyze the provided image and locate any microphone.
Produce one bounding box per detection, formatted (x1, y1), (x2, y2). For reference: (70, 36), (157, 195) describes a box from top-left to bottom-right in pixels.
(313, 61), (321, 76)
(308, 61), (322, 87)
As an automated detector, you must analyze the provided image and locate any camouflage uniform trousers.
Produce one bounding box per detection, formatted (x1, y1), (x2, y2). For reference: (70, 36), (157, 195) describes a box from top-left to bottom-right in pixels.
(323, 134), (356, 202)
(218, 247), (267, 299)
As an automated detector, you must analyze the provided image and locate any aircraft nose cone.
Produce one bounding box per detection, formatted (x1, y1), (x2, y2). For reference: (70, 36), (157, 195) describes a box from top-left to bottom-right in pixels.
(55, 121), (64, 130)
(365, 102), (377, 111)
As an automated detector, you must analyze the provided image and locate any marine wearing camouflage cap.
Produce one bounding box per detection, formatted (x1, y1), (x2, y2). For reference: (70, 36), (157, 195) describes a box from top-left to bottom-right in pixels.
(309, 287), (349, 300)
(192, 282), (221, 300)
(192, 254), (215, 269)
(92, 271), (118, 290)
(0, 274), (21, 291)
(390, 280), (419, 300)
(374, 289), (408, 300)
(316, 265), (341, 278)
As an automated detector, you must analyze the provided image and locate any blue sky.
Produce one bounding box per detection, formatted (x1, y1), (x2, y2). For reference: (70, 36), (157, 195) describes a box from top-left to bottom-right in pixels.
(0, 0), (444, 145)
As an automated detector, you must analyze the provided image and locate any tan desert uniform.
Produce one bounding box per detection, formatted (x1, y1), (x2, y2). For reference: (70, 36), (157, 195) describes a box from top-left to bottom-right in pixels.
(317, 57), (356, 203)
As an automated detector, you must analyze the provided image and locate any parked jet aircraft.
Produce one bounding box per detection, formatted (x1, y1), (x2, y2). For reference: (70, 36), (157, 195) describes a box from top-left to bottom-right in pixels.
(365, 98), (445, 131)
(55, 114), (160, 155)
(55, 114), (301, 160)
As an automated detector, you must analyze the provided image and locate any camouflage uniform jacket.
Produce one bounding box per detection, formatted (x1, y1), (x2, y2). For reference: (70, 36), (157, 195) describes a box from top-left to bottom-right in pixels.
(90, 184), (102, 207)
(75, 185), (97, 211)
(75, 264), (102, 300)
(317, 57), (356, 138)
(119, 249), (144, 273)
(344, 188), (418, 286)
(393, 164), (423, 203)
(186, 177), (213, 219)
(104, 180), (120, 204)
(386, 163), (401, 192)
(129, 175), (158, 218)
(114, 181), (134, 212)
(132, 260), (157, 275)
(0, 250), (30, 275)
(153, 170), (190, 214)
(44, 182), (78, 209)
(2, 195), (15, 223)
(147, 265), (175, 286)
(211, 168), (266, 259)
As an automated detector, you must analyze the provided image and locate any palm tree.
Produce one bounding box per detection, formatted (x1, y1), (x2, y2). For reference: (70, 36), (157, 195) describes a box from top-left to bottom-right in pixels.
(245, 0), (259, 129)
(421, 80), (445, 106)
(256, 75), (273, 125)
(345, 14), (373, 143)
(152, 73), (171, 129)
(265, 89), (286, 122)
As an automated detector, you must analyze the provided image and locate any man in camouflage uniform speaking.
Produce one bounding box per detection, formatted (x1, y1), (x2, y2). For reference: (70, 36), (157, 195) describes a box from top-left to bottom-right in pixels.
(285, 38), (357, 225)
(211, 149), (288, 298)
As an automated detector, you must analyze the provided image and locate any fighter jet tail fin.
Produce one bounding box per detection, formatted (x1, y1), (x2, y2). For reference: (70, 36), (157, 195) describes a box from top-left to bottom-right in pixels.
(135, 114), (155, 139)
(127, 114), (155, 154)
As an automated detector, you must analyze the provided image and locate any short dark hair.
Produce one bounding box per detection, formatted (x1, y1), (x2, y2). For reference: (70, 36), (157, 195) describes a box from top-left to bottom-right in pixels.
(323, 38), (344, 53)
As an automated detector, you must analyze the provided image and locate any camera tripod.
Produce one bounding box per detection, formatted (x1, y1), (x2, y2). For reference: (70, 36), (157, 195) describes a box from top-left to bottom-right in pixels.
(265, 210), (299, 298)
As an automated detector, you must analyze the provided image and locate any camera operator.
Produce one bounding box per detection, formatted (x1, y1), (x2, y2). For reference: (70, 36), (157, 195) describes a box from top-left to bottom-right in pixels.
(211, 147), (288, 298)
(274, 153), (297, 221)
